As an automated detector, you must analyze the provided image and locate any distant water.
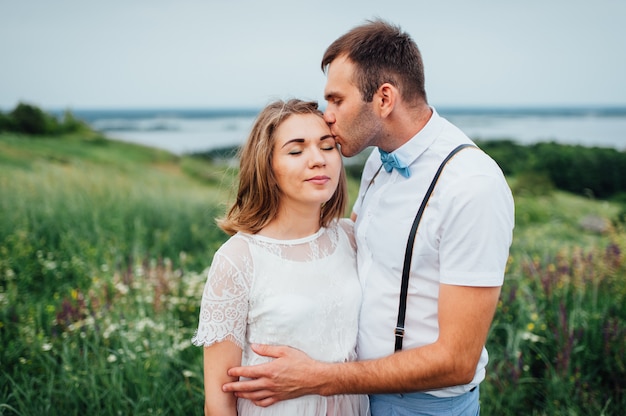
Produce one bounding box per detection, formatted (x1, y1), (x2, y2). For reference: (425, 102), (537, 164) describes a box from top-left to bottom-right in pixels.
(70, 107), (626, 155)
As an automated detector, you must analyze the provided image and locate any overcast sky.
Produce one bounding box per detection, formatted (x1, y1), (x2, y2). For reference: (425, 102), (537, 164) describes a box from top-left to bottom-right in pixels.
(1, 0), (625, 111)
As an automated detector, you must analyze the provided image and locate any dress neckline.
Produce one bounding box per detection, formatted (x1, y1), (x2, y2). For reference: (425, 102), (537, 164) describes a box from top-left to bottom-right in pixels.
(247, 226), (326, 245)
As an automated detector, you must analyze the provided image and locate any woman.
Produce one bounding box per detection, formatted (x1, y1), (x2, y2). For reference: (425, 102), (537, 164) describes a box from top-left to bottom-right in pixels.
(192, 99), (368, 415)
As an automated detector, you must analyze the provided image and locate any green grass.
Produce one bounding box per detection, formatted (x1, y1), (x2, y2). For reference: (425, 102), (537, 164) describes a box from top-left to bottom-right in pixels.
(0, 133), (233, 414)
(1, 132), (625, 415)
(485, 182), (625, 414)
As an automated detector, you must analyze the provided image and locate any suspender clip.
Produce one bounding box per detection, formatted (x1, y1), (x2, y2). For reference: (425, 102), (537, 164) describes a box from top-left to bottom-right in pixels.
(394, 326), (405, 338)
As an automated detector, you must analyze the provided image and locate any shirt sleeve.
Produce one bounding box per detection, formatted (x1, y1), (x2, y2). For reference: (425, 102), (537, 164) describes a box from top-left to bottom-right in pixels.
(192, 238), (251, 349)
(438, 172), (515, 286)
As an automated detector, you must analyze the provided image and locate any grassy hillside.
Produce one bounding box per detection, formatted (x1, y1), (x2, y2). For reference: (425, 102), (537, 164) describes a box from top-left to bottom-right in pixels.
(1, 132), (624, 415)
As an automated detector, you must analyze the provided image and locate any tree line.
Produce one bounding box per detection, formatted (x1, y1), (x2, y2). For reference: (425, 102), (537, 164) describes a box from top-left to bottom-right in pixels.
(478, 139), (626, 201)
(0, 102), (89, 135)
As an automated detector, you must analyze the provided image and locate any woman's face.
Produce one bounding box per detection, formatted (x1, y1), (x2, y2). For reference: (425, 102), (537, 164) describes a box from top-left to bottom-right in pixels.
(271, 113), (342, 211)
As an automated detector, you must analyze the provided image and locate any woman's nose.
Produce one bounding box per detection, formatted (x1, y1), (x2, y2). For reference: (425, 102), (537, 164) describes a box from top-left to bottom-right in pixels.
(309, 148), (327, 168)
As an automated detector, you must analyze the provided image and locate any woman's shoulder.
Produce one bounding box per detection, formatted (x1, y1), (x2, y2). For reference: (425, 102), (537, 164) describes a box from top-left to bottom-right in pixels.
(336, 217), (354, 229)
(324, 217), (354, 231)
(215, 232), (254, 259)
(332, 218), (356, 249)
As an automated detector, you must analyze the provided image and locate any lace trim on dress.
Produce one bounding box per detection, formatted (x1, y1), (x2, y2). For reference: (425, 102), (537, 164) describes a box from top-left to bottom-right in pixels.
(191, 242), (253, 348)
(243, 223), (340, 263)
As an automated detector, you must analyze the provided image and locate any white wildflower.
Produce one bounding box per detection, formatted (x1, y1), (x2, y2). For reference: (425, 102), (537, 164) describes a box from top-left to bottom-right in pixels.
(521, 331), (543, 343)
(103, 323), (118, 339)
(115, 282), (129, 295)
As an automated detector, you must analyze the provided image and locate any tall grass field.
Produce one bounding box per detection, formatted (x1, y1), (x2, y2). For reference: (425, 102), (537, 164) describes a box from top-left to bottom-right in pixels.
(1, 132), (625, 415)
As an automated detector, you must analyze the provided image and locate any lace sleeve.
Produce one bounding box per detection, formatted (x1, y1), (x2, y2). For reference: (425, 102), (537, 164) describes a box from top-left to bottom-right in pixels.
(192, 237), (251, 349)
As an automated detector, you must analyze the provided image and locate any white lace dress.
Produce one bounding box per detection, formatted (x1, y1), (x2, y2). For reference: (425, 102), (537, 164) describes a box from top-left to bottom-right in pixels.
(192, 218), (369, 415)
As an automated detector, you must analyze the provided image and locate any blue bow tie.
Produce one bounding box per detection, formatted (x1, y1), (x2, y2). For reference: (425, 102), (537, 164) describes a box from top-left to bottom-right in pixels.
(379, 149), (411, 178)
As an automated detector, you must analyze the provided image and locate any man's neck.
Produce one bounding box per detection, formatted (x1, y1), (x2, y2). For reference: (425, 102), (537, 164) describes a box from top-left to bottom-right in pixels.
(381, 104), (432, 152)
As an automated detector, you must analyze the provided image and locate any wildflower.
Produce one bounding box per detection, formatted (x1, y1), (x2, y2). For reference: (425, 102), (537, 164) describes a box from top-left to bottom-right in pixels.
(182, 370), (194, 378)
(42, 343), (53, 351)
(136, 317), (156, 332)
(174, 339), (192, 352)
(107, 354), (117, 363)
(103, 323), (118, 339)
(115, 282), (129, 295)
(521, 331), (542, 342)
(44, 260), (57, 270)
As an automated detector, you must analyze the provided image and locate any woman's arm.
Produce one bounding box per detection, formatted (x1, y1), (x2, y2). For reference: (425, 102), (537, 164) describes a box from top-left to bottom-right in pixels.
(203, 340), (242, 416)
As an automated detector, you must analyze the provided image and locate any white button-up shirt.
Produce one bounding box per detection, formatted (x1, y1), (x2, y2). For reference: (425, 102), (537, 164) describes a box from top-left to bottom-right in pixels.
(352, 108), (515, 397)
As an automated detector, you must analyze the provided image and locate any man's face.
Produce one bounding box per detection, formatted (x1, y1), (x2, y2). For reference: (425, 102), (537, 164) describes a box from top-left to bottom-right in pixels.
(323, 55), (382, 157)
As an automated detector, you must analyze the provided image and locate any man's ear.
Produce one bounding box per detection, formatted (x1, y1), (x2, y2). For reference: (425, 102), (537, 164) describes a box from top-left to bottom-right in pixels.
(375, 83), (397, 118)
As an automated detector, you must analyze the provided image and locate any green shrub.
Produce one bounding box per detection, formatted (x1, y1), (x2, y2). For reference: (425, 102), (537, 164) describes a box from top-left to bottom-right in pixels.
(476, 139), (532, 176)
(58, 109), (90, 134)
(0, 112), (13, 132)
(529, 142), (626, 199)
(510, 171), (555, 197)
(478, 140), (626, 200)
(1, 103), (92, 136)
(7, 102), (55, 135)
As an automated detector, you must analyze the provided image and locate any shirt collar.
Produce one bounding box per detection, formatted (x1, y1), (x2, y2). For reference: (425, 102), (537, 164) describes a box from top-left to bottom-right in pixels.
(394, 106), (445, 167)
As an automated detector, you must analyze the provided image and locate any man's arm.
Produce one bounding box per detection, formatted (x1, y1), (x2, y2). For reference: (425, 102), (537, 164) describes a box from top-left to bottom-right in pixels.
(223, 283), (501, 407)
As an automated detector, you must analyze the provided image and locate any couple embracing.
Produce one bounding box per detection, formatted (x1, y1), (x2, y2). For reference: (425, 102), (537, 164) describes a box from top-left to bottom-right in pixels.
(192, 19), (514, 416)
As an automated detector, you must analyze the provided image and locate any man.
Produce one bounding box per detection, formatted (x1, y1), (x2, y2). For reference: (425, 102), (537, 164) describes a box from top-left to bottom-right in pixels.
(223, 19), (514, 415)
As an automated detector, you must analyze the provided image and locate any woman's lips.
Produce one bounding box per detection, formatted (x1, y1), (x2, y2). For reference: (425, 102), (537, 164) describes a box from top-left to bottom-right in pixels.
(306, 176), (330, 185)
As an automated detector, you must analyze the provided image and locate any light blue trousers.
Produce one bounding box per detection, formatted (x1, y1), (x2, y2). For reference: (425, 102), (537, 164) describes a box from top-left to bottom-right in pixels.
(369, 386), (479, 416)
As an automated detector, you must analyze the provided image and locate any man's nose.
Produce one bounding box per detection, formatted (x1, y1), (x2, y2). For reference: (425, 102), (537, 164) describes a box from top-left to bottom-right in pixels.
(323, 110), (335, 125)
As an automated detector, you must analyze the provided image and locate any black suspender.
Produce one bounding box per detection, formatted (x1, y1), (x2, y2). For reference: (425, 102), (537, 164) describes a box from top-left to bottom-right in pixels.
(394, 144), (477, 352)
